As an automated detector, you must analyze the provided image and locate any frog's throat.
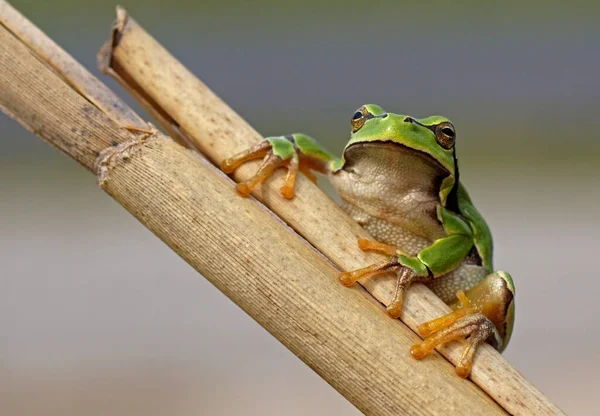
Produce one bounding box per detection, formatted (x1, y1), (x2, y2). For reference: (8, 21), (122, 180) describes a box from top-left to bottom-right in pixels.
(339, 140), (456, 207)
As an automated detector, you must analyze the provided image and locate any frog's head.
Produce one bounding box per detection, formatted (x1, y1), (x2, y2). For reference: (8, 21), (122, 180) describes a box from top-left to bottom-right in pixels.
(344, 104), (458, 206)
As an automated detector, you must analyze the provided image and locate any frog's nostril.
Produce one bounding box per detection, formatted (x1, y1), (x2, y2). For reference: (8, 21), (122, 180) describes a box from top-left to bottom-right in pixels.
(404, 117), (413, 123)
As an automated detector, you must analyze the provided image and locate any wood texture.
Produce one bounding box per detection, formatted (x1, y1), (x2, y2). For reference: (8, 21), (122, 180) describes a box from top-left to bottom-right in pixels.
(0, 0), (146, 132)
(0, 20), (136, 170)
(98, 9), (564, 416)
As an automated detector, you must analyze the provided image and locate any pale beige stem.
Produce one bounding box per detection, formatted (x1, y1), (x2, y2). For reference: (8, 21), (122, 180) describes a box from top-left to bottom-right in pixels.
(0, 0), (146, 133)
(0, 23), (135, 169)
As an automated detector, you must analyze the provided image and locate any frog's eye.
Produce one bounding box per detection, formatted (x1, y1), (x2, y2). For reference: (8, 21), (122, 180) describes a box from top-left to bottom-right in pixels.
(351, 107), (369, 133)
(434, 122), (456, 149)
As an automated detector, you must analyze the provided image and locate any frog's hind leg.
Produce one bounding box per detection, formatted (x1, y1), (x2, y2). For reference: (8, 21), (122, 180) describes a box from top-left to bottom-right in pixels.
(410, 310), (498, 378)
(410, 271), (514, 378)
(417, 291), (473, 337)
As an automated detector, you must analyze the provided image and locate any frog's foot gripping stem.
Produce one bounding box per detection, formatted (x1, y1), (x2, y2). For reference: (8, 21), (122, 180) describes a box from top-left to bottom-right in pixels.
(339, 238), (416, 319)
(221, 141), (293, 198)
(357, 238), (408, 257)
(410, 291), (497, 378)
(221, 137), (326, 199)
(338, 257), (400, 287)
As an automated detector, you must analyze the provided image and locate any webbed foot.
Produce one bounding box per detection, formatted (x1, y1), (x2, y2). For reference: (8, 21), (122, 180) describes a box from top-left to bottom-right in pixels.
(339, 238), (417, 319)
(410, 290), (498, 378)
(221, 135), (330, 199)
(221, 140), (295, 198)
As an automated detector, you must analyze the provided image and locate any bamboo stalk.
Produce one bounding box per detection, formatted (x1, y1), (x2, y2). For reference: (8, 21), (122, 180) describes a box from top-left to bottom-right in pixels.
(0, 2), (507, 415)
(96, 8), (564, 416)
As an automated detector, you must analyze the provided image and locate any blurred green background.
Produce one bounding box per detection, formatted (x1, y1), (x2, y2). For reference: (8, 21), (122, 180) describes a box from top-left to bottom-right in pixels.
(1, 0), (599, 414)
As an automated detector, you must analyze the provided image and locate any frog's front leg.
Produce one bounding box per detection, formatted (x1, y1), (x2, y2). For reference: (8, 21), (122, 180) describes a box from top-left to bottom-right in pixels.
(221, 134), (337, 199)
(339, 238), (429, 318)
(411, 271), (515, 378)
(342, 219), (475, 316)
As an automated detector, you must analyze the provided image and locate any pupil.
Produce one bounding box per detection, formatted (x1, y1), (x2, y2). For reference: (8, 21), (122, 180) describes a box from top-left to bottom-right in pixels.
(352, 111), (363, 120)
(442, 127), (455, 137)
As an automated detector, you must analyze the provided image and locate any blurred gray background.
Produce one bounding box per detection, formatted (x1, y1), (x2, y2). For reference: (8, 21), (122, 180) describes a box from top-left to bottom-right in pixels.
(1, 0), (599, 414)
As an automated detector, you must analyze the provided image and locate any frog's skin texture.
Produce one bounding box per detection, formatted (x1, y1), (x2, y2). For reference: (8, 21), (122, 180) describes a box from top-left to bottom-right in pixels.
(221, 104), (515, 378)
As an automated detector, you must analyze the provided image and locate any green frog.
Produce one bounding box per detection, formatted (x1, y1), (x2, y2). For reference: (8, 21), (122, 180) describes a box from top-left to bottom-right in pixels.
(221, 104), (515, 378)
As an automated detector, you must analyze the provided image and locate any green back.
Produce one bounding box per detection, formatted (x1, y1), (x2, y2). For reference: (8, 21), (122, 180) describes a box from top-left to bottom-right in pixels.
(456, 182), (494, 271)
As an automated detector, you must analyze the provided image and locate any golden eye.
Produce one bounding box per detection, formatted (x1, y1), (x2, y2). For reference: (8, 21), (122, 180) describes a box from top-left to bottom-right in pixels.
(351, 107), (369, 133)
(434, 122), (456, 149)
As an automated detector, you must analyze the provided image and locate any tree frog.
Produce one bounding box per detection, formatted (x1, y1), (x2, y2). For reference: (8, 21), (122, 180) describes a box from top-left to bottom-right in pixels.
(221, 104), (515, 378)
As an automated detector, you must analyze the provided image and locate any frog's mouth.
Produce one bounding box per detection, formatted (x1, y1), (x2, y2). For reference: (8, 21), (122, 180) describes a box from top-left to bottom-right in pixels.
(343, 141), (451, 179)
